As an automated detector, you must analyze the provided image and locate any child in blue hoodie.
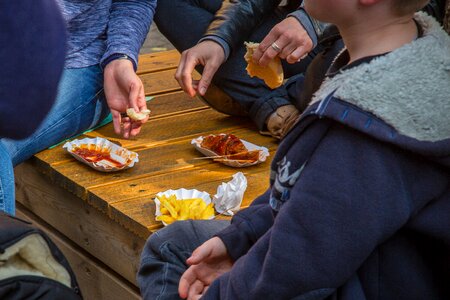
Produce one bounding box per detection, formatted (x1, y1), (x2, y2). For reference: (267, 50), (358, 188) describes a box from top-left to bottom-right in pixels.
(138, 0), (450, 299)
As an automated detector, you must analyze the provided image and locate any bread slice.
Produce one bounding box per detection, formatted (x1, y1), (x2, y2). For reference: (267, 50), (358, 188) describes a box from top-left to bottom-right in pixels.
(244, 42), (284, 89)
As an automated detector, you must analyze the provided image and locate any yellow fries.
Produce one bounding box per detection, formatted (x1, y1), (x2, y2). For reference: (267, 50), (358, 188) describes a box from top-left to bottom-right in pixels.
(155, 195), (215, 225)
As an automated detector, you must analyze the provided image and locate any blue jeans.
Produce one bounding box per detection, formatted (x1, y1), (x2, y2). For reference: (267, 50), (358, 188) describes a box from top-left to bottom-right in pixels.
(138, 220), (230, 300)
(154, 0), (319, 130)
(0, 65), (110, 215)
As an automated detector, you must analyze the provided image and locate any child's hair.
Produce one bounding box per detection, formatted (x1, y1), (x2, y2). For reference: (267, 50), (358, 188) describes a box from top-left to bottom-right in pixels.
(391, 0), (429, 16)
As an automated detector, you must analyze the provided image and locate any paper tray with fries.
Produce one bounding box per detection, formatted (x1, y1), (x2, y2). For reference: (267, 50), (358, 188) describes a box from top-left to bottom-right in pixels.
(154, 173), (248, 225)
(191, 135), (269, 167)
(154, 188), (215, 226)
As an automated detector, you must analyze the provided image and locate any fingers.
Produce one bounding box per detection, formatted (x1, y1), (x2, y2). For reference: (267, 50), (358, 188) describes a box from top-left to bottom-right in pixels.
(179, 267), (197, 299)
(252, 36), (281, 66)
(129, 120), (142, 138)
(111, 110), (122, 136)
(197, 62), (219, 96)
(175, 51), (197, 97)
(187, 280), (205, 300)
(186, 240), (213, 265)
(286, 47), (309, 64)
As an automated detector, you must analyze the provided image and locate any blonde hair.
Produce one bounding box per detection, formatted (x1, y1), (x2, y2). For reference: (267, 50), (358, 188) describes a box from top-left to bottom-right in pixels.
(392, 0), (429, 16)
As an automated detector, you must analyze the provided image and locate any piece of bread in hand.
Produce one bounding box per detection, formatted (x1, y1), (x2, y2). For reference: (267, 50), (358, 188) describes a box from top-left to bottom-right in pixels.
(244, 42), (284, 89)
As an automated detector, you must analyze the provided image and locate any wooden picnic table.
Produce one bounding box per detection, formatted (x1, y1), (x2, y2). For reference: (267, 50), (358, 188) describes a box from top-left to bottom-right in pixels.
(14, 50), (278, 299)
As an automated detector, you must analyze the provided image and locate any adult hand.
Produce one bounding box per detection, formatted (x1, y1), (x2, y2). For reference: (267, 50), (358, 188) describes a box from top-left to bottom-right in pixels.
(178, 237), (233, 299)
(104, 59), (148, 139)
(175, 41), (225, 98)
(252, 17), (313, 66)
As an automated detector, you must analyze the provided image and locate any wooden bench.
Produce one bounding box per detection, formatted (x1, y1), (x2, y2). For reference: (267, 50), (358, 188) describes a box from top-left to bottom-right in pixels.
(14, 50), (277, 299)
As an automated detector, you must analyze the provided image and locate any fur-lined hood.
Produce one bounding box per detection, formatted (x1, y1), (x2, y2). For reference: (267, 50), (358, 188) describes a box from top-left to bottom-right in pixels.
(311, 12), (450, 143)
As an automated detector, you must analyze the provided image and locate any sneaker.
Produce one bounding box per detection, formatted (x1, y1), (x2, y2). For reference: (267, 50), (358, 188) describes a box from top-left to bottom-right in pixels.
(262, 105), (300, 140)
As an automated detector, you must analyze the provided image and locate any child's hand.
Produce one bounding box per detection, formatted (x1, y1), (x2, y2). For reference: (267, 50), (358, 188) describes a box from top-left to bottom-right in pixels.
(178, 237), (233, 299)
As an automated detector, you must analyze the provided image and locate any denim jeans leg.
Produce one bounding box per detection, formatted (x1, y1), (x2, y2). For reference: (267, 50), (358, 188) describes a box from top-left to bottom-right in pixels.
(138, 220), (230, 300)
(0, 142), (15, 215)
(0, 65), (110, 166)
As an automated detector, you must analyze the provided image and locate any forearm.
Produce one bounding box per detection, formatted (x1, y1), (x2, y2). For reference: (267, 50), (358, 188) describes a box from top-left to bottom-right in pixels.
(204, 0), (281, 54)
(101, 0), (156, 69)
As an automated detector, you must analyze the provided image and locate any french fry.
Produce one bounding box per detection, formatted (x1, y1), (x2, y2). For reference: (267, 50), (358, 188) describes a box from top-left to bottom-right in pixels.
(156, 195), (215, 224)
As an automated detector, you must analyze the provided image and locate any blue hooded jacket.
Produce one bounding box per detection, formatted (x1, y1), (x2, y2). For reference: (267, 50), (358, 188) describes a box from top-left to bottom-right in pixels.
(207, 13), (450, 300)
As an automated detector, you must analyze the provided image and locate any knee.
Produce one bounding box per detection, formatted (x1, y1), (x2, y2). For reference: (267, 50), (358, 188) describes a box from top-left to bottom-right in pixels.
(143, 221), (195, 257)
(154, 0), (181, 25)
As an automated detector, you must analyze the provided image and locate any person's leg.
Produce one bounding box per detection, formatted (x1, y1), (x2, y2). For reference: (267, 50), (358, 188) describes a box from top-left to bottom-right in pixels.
(0, 142), (15, 215)
(138, 220), (229, 300)
(155, 0), (315, 133)
(0, 65), (110, 166)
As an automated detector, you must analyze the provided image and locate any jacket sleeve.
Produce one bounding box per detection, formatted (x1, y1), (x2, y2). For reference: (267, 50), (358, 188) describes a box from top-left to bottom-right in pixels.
(205, 122), (448, 299)
(216, 188), (274, 261)
(100, 0), (156, 70)
(0, 1), (66, 139)
(203, 0), (281, 54)
(422, 0), (446, 23)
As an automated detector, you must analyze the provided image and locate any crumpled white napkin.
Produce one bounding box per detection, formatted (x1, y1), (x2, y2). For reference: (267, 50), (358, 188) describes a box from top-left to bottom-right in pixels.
(213, 172), (247, 216)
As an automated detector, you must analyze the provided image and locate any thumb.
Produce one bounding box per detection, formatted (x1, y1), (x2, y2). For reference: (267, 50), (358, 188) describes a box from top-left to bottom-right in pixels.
(186, 241), (213, 265)
(197, 62), (219, 96)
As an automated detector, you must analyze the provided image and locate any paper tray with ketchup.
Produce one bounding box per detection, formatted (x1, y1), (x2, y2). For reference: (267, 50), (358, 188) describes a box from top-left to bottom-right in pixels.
(63, 137), (138, 172)
(191, 133), (269, 168)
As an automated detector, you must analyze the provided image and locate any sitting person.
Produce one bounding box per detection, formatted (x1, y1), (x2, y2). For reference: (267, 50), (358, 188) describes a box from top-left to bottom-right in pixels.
(138, 0), (450, 299)
(0, 0), (156, 215)
(155, 0), (327, 139)
(155, 0), (446, 140)
(0, 0), (66, 215)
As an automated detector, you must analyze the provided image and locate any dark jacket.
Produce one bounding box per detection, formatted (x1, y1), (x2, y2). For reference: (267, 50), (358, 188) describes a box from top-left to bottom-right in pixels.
(204, 0), (446, 57)
(0, 1), (66, 139)
(206, 13), (450, 299)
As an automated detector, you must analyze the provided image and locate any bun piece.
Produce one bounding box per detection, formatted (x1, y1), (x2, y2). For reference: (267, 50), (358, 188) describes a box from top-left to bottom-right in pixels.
(244, 42), (284, 89)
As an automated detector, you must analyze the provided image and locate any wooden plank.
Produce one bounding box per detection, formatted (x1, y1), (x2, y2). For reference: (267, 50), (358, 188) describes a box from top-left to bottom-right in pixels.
(107, 167), (271, 236)
(14, 162), (145, 286)
(147, 92), (207, 118)
(33, 91), (208, 166)
(140, 69), (181, 96)
(137, 50), (180, 75)
(16, 205), (141, 300)
(31, 100), (269, 205)
(36, 125), (276, 202)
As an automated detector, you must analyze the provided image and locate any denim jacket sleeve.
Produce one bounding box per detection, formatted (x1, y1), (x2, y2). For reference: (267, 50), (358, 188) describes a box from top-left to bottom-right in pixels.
(100, 0), (156, 70)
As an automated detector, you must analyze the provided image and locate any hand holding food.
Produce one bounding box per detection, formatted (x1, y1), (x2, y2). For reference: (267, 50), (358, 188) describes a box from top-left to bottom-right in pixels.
(126, 108), (151, 121)
(103, 59), (148, 138)
(251, 17), (313, 65)
(244, 42), (284, 89)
